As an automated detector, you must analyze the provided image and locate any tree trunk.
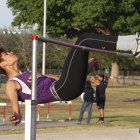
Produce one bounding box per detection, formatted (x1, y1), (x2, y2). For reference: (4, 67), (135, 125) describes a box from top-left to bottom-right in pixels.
(110, 61), (119, 85)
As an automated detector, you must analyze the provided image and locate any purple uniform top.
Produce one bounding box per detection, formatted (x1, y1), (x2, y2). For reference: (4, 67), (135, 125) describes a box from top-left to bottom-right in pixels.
(8, 71), (58, 104)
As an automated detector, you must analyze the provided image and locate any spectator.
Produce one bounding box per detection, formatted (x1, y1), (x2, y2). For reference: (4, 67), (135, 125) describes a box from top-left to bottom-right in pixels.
(91, 74), (108, 123)
(77, 80), (95, 124)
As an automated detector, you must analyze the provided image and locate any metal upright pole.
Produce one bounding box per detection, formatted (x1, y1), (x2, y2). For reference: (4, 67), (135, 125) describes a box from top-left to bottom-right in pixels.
(25, 36), (38, 140)
(42, 0), (47, 75)
(31, 35), (38, 140)
(31, 36), (38, 101)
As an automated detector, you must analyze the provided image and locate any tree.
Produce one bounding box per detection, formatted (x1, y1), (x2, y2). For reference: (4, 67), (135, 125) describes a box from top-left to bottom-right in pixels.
(7, 0), (140, 84)
(7, 0), (140, 37)
(7, 0), (44, 30)
(110, 60), (119, 85)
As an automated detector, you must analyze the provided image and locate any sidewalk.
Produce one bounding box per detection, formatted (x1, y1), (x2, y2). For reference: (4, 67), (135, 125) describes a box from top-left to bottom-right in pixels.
(0, 120), (139, 140)
(0, 120), (75, 131)
(0, 128), (139, 140)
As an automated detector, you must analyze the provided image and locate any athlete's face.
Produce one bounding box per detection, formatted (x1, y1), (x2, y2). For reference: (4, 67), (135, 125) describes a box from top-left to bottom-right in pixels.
(0, 51), (19, 66)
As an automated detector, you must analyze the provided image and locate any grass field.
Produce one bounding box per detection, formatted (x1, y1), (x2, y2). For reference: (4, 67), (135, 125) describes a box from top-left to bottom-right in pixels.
(0, 84), (140, 134)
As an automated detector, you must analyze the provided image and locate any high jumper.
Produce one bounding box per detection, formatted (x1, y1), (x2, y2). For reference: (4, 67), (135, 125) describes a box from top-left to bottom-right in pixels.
(0, 32), (139, 126)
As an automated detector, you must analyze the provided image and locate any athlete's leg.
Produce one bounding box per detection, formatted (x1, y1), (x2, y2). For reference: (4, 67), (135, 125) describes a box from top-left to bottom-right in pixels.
(51, 34), (94, 101)
(51, 33), (118, 101)
(52, 48), (89, 101)
(76, 33), (118, 51)
(51, 33), (139, 101)
(77, 33), (140, 58)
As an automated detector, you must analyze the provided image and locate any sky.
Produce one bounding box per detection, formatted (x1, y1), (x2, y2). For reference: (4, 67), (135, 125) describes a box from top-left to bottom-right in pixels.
(0, 0), (14, 28)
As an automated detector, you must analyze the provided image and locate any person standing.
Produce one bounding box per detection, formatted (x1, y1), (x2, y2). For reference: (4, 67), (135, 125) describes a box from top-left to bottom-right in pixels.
(91, 74), (108, 123)
(78, 80), (95, 124)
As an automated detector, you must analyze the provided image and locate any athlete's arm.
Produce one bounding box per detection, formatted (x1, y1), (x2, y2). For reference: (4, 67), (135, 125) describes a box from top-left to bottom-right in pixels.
(5, 80), (22, 126)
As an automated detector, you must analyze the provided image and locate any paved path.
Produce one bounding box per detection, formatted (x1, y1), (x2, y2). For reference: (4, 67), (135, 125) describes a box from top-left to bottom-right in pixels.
(0, 128), (139, 140)
(0, 120), (139, 140)
(0, 120), (75, 131)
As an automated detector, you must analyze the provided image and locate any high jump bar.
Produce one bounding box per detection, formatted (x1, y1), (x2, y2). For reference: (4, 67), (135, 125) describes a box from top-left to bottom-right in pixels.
(38, 36), (133, 57)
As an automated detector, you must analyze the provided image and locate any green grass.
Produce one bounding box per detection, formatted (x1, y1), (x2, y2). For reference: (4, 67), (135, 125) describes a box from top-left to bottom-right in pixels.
(0, 85), (140, 134)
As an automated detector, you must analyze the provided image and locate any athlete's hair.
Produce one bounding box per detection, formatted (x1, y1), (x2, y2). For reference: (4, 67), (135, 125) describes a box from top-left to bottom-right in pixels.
(0, 48), (7, 75)
(0, 48), (7, 62)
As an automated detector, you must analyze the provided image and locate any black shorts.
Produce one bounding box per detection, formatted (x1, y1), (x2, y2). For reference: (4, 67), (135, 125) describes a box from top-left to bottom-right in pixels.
(96, 98), (105, 109)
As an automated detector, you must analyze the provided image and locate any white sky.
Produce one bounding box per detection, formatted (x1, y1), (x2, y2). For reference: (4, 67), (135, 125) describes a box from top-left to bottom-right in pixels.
(0, 0), (14, 28)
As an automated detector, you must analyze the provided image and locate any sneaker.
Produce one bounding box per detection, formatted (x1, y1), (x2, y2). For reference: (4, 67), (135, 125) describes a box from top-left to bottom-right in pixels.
(132, 32), (140, 58)
(76, 121), (81, 124)
(98, 120), (104, 124)
(96, 120), (104, 124)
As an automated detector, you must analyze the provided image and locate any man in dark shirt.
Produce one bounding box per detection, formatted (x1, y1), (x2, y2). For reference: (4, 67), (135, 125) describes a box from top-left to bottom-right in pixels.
(91, 74), (108, 123)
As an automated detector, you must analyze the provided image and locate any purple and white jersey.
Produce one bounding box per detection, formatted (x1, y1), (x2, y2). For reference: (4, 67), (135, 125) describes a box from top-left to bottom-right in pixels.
(8, 71), (58, 104)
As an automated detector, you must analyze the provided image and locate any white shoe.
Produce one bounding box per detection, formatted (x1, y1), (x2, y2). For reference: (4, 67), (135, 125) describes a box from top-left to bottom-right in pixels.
(96, 119), (104, 124)
(76, 121), (81, 124)
(132, 32), (140, 58)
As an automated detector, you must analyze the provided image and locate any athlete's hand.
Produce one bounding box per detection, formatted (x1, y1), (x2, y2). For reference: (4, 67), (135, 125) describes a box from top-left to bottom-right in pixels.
(9, 113), (22, 126)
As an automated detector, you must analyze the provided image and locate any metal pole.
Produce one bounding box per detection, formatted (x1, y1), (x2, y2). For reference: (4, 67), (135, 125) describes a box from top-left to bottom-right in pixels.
(31, 35), (38, 140)
(42, 0), (47, 75)
(38, 36), (133, 57)
(31, 36), (38, 101)
(25, 36), (38, 140)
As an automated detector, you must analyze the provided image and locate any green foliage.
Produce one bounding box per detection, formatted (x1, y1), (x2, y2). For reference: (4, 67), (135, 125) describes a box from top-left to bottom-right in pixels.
(7, 0), (140, 37)
(7, 0), (44, 29)
(4, 0), (140, 71)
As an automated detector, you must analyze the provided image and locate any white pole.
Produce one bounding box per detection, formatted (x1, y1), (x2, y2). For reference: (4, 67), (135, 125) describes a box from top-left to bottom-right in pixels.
(25, 36), (38, 140)
(25, 100), (32, 139)
(42, 0), (47, 75)
(31, 36), (38, 101)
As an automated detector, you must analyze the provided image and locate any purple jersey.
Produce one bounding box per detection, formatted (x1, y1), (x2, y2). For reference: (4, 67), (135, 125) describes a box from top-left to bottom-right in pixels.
(8, 71), (58, 104)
